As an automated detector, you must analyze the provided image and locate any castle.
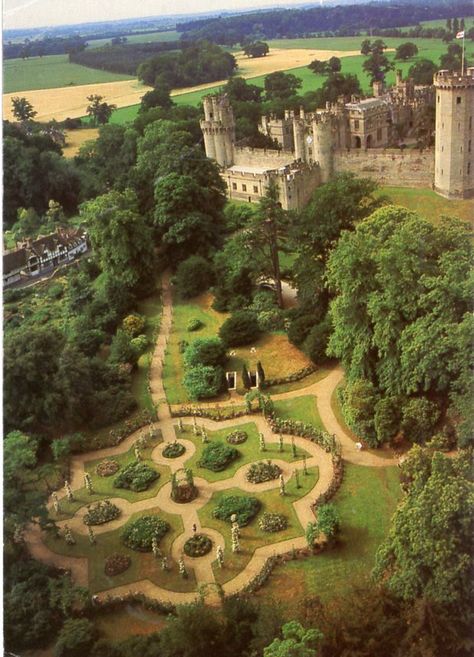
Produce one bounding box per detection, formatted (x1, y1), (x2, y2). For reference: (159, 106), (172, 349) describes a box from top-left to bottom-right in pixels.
(200, 68), (474, 209)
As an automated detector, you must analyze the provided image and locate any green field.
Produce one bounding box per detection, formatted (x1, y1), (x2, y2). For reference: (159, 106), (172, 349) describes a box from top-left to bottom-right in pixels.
(3, 54), (134, 93)
(87, 30), (181, 49)
(378, 186), (474, 225)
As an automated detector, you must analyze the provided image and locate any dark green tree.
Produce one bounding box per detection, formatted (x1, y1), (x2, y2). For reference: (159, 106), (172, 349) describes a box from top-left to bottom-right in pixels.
(86, 94), (117, 125)
(395, 42), (419, 60)
(264, 71), (302, 100)
(408, 58), (438, 85)
(11, 96), (37, 121)
(242, 364), (252, 390)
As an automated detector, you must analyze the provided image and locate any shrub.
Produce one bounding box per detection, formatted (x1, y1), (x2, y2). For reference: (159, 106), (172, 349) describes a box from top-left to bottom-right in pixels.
(130, 334), (148, 357)
(54, 618), (97, 657)
(183, 364), (226, 400)
(246, 460), (282, 483)
(96, 459), (120, 477)
(288, 315), (315, 346)
(199, 441), (239, 471)
(187, 318), (204, 332)
(163, 441), (186, 458)
(184, 338), (227, 368)
(341, 379), (379, 447)
(183, 533), (212, 557)
(213, 495), (261, 526)
(219, 310), (260, 347)
(401, 398), (440, 444)
(258, 512), (287, 532)
(104, 553), (131, 576)
(179, 339), (189, 353)
(114, 461), (159, 492)
(122, 313), (146, 336)
(174, 256), (214, 299)
(109, 329), (138, 365)
(316, 503), (340, 540)
(226, 430), (248, 445)
(257, 309), (285, 332)
(374, 396), (402, 444)
(304, 316), (332, 364)
(83, 500), (121, 526)
(122, 515), (169, 551)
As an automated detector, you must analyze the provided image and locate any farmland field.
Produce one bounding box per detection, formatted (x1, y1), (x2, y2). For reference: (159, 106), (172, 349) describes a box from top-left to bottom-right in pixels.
(87, 29), (181, 49)
(62, 128), (100, 158)
(3, 54), (134, 93)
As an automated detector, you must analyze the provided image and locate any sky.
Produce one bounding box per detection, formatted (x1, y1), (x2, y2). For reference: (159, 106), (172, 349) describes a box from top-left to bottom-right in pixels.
(3, 0), (327, 30)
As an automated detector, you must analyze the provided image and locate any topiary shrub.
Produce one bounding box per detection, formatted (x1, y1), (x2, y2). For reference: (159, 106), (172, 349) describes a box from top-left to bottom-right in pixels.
(96, 459), (120, 477)
(219, 310), (260, 347)
(226, 430), (248, 445)
(212, 495), (261, 526)
(104, 553), (131, 576)
(258, 512), (288, 532)
(114, 461), (159, 492)
(187, 318), (204, 332)
(163, 441), (186, 458)
(183, 533), (212, 557)
(198, 441), (239, 472)
(246, 460), (282, 484)
(122, 313), (146, 337)
(184, 337), (227, 368)
(83, 500), (121, 526)
(122, 515), (169, 551)
(174, 256), (214, 299)
(183, 364), (226, 400)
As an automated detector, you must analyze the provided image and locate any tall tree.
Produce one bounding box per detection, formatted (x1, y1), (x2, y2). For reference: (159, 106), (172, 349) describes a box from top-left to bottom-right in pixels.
(264, 71), (302, 100)
(11, 96), (37, 122)
(86, 94), (117, 125)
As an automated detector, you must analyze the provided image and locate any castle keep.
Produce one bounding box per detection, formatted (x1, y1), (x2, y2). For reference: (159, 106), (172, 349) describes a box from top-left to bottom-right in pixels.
(200, 68), (474, 209)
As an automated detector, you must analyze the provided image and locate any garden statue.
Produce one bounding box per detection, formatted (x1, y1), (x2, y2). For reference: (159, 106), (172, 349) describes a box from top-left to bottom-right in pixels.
(161, 556), (169, 571)
(52, 491), (60, 513)
(231, 524), (240, 553)
(279, 434), (284, 452)
(64, 524), (75, 545)
(216, 545), (224, 568)
(134, 443), (141, 461)
(179, 555), (187, 578)
(201, 426), (208, 443)
(64, 479), (74, 502)
(88, 525), (96, 545)
(84, 472), (93, 495)
(279, 474), (286, 496)
(259, 432), (266, 452)
(178, 418), (184, 433)
(152, 536), (160, 558)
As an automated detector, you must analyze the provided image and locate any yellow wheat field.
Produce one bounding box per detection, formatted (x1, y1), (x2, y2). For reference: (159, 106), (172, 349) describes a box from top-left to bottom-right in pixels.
(3, 48), (362, 123)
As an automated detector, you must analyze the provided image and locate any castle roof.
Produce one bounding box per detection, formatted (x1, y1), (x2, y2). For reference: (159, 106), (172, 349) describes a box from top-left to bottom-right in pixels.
(345, 98), (388, 111)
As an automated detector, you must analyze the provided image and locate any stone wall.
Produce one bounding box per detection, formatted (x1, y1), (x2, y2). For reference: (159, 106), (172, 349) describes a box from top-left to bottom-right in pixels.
(233, 146), (294, 169)
(334, 148), (435, 188)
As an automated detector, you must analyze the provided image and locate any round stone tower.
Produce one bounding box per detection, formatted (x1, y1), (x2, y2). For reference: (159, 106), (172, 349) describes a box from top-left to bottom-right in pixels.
(434, 68), (474, 199)
(200, 95), (235, 168)
(311, 112), (334, 183)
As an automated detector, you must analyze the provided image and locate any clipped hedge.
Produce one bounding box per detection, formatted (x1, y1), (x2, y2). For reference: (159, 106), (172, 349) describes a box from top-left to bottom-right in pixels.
(213, 495), (261, 526)
(122, 515), (169, 552)
(261, 365), (317, 389)
(114, 461), (159, 492)
(198, 441), (239, 472)
(163, 441), (186, 458)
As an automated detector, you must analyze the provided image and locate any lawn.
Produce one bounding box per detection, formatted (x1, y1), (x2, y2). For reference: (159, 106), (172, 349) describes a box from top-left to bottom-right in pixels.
(198, 469), (319, 584)
(3, 54), (133, 93)
(163, 292), (311, 405)
(273, 395), (324, 430)
(44, 506), (196, 594)
(254, 463), (401, 605)
(378, 186), (474, 226)
(177, 422), (311, 483)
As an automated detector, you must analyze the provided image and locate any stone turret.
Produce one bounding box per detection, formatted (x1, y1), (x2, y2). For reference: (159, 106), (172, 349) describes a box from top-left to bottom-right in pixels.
(434, 68), (474, 198)
(200, 94), (235, 167)
(311, 112), (334, 183)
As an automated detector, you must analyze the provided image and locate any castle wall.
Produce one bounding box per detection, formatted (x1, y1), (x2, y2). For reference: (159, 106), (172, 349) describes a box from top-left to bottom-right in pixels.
(333, 148), (435, 188)
(233, 147), (295, 169)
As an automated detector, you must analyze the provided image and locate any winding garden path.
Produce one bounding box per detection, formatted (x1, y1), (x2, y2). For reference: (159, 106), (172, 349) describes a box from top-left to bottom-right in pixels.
(24, 275), (397, 606)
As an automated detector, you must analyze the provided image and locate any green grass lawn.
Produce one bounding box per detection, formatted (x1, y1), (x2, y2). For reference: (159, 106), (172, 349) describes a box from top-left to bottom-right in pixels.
(273, 395), (324, 430)
(3, 54), (134, 93)
(378, 186), (474, 226)
(44, 506), (196, 594)
(178, 422), (310, 483)
(198, 469), (319, 584)
(254, 463), (401, 605)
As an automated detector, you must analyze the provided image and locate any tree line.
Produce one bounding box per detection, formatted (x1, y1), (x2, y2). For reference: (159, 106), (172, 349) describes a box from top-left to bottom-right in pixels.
(69, 41), (181, 76)
(4, 35), (87, 59)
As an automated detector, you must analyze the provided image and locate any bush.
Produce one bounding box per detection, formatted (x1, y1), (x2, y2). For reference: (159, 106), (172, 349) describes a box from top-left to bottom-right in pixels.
(96, 459), (120, 477)
(114, 461), (159, 492)
(104, 553), (131, 576)
(109, 329), (138, 366)
(122, 313), (146, 336)
(226, 430), (248, 445)
(174, 256), (214, 299)
(199, 441), (239, 471)
(341, 379), (379, 447)
(304, 316), (332, 364)
(374, 397), (402, 444)
(54, 618), (96, 657)
(163, 441), (186, 458)
(288, 315), (315, 346)
(183, 533), (212, 557)
(246, 460), (282, 483)
(213, 495), (261, 526)
(183, 364), (226, 400)
(184, 338), (227, 368)
(122, 515), (169, 551)
(83, 500), (121, 526)
(219, 310), (260, 347)
(130, 334), (148, 357)
(316, 503), (340, 540)
(187, 318), (204, 332)
(401, 398), (440, 444)
(258, 512), (287, 532)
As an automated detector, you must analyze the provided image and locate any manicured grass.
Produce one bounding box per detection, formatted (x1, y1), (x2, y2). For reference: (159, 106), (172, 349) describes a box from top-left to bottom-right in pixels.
(378, 186), (474, 226)
(254, 463), (401, 604)
(267, 367), (332, 395)
(273, 395), (324, 430)
(44, 506), (196, 594)
(178, 422), (310, 483)
(198, 469), (319, 584)
(3, 54), (133, 93)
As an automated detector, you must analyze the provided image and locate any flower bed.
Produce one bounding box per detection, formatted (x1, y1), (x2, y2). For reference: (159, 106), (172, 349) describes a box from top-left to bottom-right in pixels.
(96, 459), (120, 477)
(171, 406), (249, 420)
(163, 441), (186, 459)
(104, 553), (131, 576)
(258, 512), (288, 532)
(122, 516), (169, 552)
(83, 500), (121, 526)
(89, 410), (158, 451)
(226, 430), (248, 445)
(267, 416), (341, 459)
(246, 460), (282, 484)
(212, 495), (261, 526)
(198, 442), (239, 472)
(114, 461), (159, 492)
(183, 533), (212, 557)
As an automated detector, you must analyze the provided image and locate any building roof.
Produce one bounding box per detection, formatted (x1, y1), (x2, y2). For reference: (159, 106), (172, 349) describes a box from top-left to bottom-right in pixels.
(3, 248), (28, 274)
(346, 98), (388, 112)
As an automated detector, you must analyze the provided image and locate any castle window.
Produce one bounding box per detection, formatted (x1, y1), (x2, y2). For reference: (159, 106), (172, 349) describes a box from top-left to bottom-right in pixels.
(253, 185), (258, 193)
(242, 184), (247, 192)
(308, 148), (313, 156)
(377, 128), (382, 141)
(457, 96), (462, 104)
(232, 182), (237, 190)
(354, 120), (359, 130)
(437, 95), (440, 103)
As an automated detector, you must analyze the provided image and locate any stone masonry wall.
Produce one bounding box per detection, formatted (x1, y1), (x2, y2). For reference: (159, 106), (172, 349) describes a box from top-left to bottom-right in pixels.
(233, 147), (294, 169)
(334, 148), (435, 188)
